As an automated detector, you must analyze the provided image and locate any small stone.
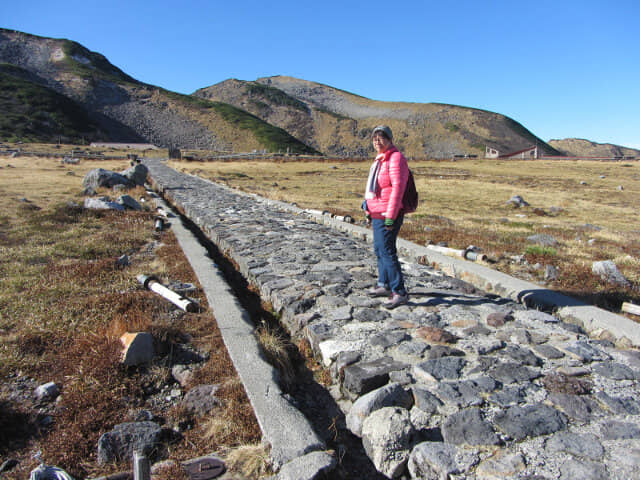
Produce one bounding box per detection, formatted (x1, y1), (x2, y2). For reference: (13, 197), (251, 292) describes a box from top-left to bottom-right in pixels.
(181, 384), (220, 416)
(415, 326), (458, 344)
(120, 332), (155, 366)
(559, 458), (608, 480)
(540, 373), (592, 395)
(486, 312), (510, 327)
(34, 381), (60, 403)
(526, 234), (557, 246)
(476, 451), (526, 479)
(533, 344), (565, 359)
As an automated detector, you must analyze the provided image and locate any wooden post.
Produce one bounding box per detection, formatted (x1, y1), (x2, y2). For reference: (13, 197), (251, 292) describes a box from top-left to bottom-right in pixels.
(133, 451), (150, 480)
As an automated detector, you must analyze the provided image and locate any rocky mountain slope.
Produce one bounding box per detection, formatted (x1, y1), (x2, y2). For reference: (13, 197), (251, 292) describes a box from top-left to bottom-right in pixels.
(549, 138), (640, 158)
(0, 29), (315, 153)
(195, 76), (564, 158)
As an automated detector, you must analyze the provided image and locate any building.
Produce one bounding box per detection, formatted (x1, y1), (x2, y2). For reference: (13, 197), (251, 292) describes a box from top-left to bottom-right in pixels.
(485, 145), (538, 159)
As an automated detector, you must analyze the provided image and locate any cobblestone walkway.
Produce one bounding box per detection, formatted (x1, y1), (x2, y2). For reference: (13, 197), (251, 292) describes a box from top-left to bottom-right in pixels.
(145, 159), (640, 480)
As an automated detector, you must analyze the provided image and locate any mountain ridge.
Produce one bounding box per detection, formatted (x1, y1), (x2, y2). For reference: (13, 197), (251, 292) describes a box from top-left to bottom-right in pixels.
(1, 28), (636, 158)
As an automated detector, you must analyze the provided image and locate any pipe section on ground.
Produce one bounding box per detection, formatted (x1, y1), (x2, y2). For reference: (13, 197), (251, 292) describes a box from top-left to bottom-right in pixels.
(137, 274), (197, 312)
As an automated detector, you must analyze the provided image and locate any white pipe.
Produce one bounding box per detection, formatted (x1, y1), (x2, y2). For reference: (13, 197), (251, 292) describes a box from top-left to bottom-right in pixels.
(137, 274), (196, 312)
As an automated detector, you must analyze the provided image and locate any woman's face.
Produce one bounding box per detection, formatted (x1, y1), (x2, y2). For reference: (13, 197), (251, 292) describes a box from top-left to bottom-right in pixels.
(372, 133), (392, 153)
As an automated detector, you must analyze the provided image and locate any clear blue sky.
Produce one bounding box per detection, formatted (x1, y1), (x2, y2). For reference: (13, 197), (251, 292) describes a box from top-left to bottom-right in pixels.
(2, 0), (639, 148)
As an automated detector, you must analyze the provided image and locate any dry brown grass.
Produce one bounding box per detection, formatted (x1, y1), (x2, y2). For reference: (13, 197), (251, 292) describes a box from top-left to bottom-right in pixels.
(170, 157), (640, 314)
(0, 154), (261, 479)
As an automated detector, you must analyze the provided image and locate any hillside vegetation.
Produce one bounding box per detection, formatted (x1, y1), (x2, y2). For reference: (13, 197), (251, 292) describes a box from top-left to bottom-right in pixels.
(0, 68), (106, 143)
(0, 29), (314, 153)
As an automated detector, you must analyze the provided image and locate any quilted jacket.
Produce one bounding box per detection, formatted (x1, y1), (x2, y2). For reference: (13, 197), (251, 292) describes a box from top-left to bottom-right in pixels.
(365, 146), (409, 220)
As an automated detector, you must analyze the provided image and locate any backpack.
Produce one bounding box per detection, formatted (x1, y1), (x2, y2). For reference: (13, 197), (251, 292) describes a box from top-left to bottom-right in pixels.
(402, 169), (418, 213)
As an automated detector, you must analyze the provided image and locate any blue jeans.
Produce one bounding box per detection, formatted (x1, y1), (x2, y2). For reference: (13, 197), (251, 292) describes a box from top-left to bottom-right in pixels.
(372, 216), (406, 295)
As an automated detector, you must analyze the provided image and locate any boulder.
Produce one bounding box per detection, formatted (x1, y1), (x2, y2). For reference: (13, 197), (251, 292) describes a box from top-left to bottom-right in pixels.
(121, 163), (149, 186)
(346, 383), (413, 437)
(97, 421), (163, 464)
(83, 168), (133, 190)
(592, 260), (631, 287)
(361, 407), (415, 478)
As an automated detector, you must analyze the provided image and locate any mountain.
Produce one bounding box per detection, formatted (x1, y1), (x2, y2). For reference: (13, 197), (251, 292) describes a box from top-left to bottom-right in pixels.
(0, 29), (316, 153)
(194, 75), (564, 158)
(0, 65), (110, 143)
(548, 138), (640, 158)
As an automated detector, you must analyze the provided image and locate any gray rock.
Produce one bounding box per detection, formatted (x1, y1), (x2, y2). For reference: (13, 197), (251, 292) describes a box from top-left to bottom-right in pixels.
(346, 383), (413, 437)
(34, 381), (60, 403)
(413, 357), (467, 382)
(275, 451), (336, 480)
(441, 408), (500, 446)
(599, 420), (640, 440)
(546, 393), (602, 422)
(507, 195), (530, 207)
(181, 384), (220, 416)
(494, 404), (568, 440)
(594, 391), (640, 415)
(514, 310), (559, 324)
(120, 332), (154, 366)
(591, 361), (637, 380)
(562, 341), (609, 363)
(475, 451), (526, 479)
(502, 345), (543, 366)
(121, 163), (149, 186)
(117, 194), (142, 211)
(526, 234), (557, 246)
(361, 407), (414, 478)
(592, 260), (631, 287)
(487, 362), (541, 384)
(559, 458), (608, 480)
(97, 421), (162, 464)
(488, 386), (527, 407)
(412, 386), (444, 414)
(370, 330), (410, 349)
(408, 441), (477, 480)
(533, 344), (565, 359)
(83, 168), (133, 190)
(342, 356), (408, 397)
(84, 197), (126, 211)
(545, 432), (604, 460)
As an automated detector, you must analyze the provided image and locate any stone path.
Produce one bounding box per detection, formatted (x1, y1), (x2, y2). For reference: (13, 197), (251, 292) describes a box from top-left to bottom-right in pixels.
(145, 159), (640, 479)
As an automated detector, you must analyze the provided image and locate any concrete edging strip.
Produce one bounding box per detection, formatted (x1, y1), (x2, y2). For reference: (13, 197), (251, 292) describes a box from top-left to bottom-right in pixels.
(247, 196), (640, 347)
(151, 195), (325, 470)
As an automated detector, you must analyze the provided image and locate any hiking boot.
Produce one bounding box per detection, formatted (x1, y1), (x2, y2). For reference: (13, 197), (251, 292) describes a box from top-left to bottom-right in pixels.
(368, 286), (391, 297)
(384, 292), (409, 309)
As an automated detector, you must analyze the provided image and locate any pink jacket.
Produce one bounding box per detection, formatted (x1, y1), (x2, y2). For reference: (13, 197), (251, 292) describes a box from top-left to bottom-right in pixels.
(366, 146), (409, 220)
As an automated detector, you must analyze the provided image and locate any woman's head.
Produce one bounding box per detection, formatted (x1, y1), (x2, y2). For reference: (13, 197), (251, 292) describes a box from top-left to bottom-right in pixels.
(372, 125), (393, 153)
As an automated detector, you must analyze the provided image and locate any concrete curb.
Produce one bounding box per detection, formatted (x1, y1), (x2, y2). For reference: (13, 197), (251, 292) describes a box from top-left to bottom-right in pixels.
(306, 214), (640, 347)
(149, 194), (326, 471)
(238, 194), (640, 347)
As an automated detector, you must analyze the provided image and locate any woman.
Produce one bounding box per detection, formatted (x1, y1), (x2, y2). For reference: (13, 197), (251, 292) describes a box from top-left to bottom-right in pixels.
(362, 125), (410, 309)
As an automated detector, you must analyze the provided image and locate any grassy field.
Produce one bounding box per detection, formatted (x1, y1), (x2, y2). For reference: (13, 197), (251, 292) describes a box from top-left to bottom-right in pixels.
(171, 157), (640, 314)
(0, 155), (264, 479)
